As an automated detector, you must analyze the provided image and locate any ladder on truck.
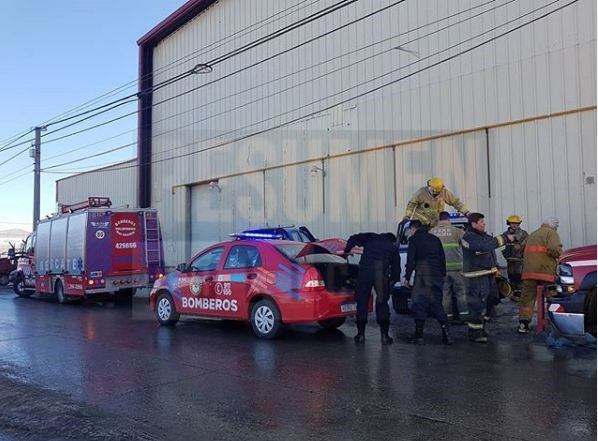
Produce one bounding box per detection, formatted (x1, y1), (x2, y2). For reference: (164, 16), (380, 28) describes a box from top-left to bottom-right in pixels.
(144, 211), (162, 266)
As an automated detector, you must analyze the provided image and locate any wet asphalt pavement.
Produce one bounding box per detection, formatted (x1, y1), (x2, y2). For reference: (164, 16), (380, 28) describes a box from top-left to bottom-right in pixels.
(0, 287), (595, 441)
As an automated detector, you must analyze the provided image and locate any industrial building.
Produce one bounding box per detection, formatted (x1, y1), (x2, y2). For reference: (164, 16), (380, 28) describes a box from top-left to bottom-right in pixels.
(56, 0), (597, 269)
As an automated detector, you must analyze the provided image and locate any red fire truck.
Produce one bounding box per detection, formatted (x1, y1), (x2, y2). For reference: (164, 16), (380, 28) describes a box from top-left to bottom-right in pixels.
(12, 197), (164, 303)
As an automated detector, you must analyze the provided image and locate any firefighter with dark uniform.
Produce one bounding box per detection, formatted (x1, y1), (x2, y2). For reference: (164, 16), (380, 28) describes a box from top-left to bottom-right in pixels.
(403, 178), (469, 227)
(518, 217), (563, 333)
(344, 232), (400, 345)
(501, 215), (528, 295)
(403, 220), (453, 345)
(461, 213), (514, 343)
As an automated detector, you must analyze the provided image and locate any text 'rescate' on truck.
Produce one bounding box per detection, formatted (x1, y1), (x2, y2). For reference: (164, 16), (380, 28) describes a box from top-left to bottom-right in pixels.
(12, 197), (165, 303)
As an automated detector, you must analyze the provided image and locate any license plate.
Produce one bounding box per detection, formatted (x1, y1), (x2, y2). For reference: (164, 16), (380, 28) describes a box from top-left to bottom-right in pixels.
(341, 302), (357, 313)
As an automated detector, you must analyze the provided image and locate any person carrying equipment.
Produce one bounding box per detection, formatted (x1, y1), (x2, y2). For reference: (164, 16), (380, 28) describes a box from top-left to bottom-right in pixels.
(461, 213), (514, 343)
(403, 178), (469, 227)
(404, 220), (453, 345)
(344, 232), (401, 345)
(517, 217), (563, 334)
(501, 215), (528, 296)
(430, 211), (469, 323)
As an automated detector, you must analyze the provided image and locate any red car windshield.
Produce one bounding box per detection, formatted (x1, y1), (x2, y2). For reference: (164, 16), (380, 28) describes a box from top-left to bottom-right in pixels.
(275, 243), (346, 264)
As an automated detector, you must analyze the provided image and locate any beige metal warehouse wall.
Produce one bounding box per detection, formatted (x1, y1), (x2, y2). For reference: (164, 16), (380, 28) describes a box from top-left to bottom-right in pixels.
(55, 160), (138, 209)
(148, 0), (597, 267)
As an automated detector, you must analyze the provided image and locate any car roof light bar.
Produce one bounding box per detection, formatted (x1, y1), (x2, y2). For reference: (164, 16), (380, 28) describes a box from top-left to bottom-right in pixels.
(229, 232), (283, 240)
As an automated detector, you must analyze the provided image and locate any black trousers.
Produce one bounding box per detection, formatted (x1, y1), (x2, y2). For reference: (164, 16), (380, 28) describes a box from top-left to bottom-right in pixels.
(355, 261), (390, 324)
(411, 274), (448, 324)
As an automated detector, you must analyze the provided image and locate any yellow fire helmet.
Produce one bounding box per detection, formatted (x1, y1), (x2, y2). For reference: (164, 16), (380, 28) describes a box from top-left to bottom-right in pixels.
(427, 177), (444, 192)
(506, 214), (522, 224)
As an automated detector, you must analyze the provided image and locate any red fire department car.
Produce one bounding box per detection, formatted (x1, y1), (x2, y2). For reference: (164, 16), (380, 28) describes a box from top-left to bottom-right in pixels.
(12, 197), (164, 303)
(150, 237), (359, 339)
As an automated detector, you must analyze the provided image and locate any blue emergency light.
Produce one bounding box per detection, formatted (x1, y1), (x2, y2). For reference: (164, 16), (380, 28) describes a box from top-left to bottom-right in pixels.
(229, 232), (283, 240)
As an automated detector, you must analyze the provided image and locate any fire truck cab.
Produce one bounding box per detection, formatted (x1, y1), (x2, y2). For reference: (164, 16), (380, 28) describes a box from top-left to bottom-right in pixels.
(12, 197), (164, 303)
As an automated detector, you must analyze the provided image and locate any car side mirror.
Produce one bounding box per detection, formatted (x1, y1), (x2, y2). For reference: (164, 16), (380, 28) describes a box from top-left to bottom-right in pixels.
(176, 263), (186, 272)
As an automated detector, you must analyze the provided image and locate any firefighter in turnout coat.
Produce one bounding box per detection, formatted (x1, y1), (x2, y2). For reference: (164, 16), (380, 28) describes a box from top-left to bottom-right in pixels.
(461, 213), (513, 343)
(404, 178), (469, 227)
(518, 217), (563, 333)
(501, 215), (528, 295)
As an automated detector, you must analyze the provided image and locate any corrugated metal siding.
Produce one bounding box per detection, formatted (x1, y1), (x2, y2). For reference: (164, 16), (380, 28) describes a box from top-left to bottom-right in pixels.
(148, 0), (596, 266)
(56, 160), (137, 209)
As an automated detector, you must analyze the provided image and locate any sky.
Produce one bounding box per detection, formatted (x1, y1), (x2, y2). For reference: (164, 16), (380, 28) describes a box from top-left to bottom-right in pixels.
(0, 0), (188, 232)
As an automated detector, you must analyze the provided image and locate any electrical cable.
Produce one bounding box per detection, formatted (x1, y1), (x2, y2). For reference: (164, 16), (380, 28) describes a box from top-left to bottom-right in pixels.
(0, 146), (30, 168)
(29, 0), (323, 129)
(1, 0), (360, 152)
(38, 0), (500, 166)
(40, 0), (575, 176)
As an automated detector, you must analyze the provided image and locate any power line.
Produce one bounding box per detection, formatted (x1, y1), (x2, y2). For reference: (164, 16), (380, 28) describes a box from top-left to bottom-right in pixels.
(0, 169), (32, 187)
(38, 0), (500, 168)
(150, 0), (565, 162)
(0, 146), (29, 168)
(12, 0), (405, 156)
(33, 0), (326, 129)
(7, 0), (358, 152)
(0, 1), (325, 148)
(42, 0), (576, 177)
(42, 142), (136, 171)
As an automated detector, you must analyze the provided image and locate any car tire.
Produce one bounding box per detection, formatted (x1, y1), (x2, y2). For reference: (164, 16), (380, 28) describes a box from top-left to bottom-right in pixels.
(13, 274), (33, 298)
(55, 280), (67, 304)
(156, 292), (180, 326)
(250, 299), (282, 339)
(0, 274), (9, 286)
(584, 286), (596, 337)
(318, 317), (346, 330)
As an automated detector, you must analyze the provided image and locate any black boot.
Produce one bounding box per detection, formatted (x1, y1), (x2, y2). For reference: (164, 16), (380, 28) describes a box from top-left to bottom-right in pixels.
(411, 320), (425, 345)
(468, 322), (487, 343)
(379, 321), (394, 345)
(354, 320), (366, 344)
(441, 323), (453, 345)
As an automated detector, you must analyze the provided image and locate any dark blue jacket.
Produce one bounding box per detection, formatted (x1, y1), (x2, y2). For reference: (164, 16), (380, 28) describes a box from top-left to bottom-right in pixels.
(344, 233), (401, 282)
(405, 229), (446, 281)
(461, 228), (507, 273)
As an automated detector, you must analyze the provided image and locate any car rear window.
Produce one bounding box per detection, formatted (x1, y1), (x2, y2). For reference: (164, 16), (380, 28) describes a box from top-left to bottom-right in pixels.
(275, 244), (345, 264)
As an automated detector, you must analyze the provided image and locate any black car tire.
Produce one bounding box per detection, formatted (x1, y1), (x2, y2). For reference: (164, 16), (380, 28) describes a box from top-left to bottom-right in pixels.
(0, 274), (9, 286)
(584, 286), (596, 337)
(55, 280), (67, 304)
(155, 292), (180, 326)
(13, 274), (33, 298)
(318, 317), (346, 329)
(250, 299), (283, 339)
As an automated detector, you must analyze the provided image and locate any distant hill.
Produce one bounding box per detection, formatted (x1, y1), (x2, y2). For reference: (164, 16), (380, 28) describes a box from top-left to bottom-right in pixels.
(0, 229), (30, 254)
(0, 229), (29, 239)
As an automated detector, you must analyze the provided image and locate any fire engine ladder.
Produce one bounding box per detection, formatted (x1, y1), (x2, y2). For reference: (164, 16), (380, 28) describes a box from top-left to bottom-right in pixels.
(144, 212), (161, 266)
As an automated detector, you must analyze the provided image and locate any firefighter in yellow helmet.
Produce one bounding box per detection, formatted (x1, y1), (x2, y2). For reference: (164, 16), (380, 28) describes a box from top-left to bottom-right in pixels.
(501, 215), (528, 295)
(404, 178), (469, 227)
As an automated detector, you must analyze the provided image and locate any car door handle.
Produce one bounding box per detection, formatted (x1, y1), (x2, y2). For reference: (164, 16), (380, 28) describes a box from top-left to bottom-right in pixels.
(204, 276), (214, 282)
(247, 273), (257, 280)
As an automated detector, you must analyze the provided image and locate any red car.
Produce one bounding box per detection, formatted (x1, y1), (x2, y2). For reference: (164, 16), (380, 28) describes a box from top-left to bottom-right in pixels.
(548, 245), (597, 337)
(150, 239), (359, 339)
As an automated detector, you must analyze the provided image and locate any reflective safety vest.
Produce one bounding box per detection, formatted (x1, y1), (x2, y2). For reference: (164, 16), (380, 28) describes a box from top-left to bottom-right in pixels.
(429, 221), (464, 272)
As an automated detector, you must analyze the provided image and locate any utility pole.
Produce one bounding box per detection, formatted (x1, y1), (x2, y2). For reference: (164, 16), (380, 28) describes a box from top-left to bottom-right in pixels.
(31, 126), (45, 229)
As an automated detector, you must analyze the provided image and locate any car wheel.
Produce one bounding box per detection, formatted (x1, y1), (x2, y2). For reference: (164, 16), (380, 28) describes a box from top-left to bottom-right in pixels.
(156, 293), (180, 326)
(55, 280), (67, 304)
(318, 317), (346, 330)
(13, 274), (33, 298)
(0, 274), (9, 286)
(584, 287), (596, 337)
(250, 299), (282, 339)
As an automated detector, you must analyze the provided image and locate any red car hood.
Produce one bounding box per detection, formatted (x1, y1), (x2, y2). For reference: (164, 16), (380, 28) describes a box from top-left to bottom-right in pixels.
(559, 245), (597, 264)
